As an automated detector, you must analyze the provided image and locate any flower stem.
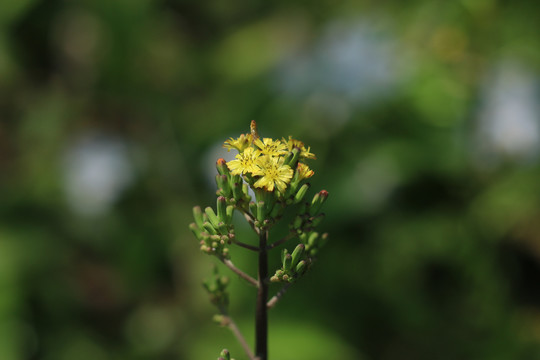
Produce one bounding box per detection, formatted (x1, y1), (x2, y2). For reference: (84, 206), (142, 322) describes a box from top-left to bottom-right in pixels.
(218, 306), (256, 360)
(267, 283), (291, 309)
(220, 258), (259, 287)
(255, 230), (268, 360)
(266, 232), (295, 250)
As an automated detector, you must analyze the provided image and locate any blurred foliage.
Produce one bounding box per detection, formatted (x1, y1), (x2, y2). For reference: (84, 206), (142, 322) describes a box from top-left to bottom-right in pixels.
(2, 0), (540, 359)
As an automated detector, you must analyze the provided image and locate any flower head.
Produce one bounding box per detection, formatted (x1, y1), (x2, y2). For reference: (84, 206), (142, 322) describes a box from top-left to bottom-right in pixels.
(226, 147), (260, 175)
(223, 133), (253, 152)
(253, 155), (293, 193)
(254, 138), (288, 157)
(296, 162), (314, 180)
(284, 136), (316, 159)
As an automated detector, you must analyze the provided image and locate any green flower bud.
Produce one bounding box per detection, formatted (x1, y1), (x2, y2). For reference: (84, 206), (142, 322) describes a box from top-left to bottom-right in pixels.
(283, 253), (292, 271)
(216, 158), (230, 176)
(225, 205), (234, 224)
(232, 182), (243, 201)
(308, 232), (319, 246)
(205, 207), (221, 228)
(292, 215), (303, 230)
(309, 190), (329, 216)
(193, 206), (204, 228)
(216, 175), (231, 197)
(189, 223), (201, 239)
(219, 349), (231, 360)
(295, 260), (307, 274)
(217, 221), (228, 235)
(281, 248), (288, 264)
(203, 221), (217, 235)
(217, 196), (227, 221)
(293, 183), (310, 204)
(291, 244), (305, 268)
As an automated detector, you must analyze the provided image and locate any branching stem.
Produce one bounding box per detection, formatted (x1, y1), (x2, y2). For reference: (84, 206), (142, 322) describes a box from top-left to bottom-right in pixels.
(218, 306), (256, 360)
(242, 211), (259, 234)
(220, 258), (258, 287)
(267, 283), (292, 309)
(232, 239), (260, 252)
(266, 232), (295, 250)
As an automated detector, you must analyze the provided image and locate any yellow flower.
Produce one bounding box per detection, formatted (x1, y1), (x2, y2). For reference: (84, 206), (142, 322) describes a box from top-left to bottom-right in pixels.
(253, 155), (293, 193)
(254, 138), (288, 157)
(284, 136), (316, 159)
(296, 163), (314, 180)
(226, 147), (260, 175)
(223, 133), (253, 152)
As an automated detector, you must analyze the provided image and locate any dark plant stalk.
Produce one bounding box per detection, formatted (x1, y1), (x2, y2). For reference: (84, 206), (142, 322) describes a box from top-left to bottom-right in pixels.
(255, 230), (268, 360)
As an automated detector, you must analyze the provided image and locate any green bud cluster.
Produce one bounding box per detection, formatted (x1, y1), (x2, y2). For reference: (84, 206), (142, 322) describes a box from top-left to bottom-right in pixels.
(190, 195), (237, 258)
(203, 267), (230, 308)
(270, 244), (310, 283)
(290, 190), (329, 232)
(272, 190), (329, 283)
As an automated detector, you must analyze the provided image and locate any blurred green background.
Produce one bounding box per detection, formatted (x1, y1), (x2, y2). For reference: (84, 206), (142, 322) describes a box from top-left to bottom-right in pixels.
(2, 0), (540, 359)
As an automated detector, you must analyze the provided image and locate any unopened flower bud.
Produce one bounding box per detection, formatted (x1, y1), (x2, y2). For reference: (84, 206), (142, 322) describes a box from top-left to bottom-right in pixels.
(292, 215), (303, 229)
(219, 348), (231, 360)
(309, 190), (329, 215)
(189, 223), (201, 239)
(217, 196), (227, 221)
(216, 158), (230, 176)
(205, 207), (221, 228)
(193, 206), (204, 228)
(295, 260), (307, 274)
(203, 221), (217, 235)
(293, 183), (310, 204)
(215, 175), (231, 197)
(291, 244), (305, 268)
(232, 182), (243, 200)
(283, 253), (292, 270)
(226, 205), (234, 224)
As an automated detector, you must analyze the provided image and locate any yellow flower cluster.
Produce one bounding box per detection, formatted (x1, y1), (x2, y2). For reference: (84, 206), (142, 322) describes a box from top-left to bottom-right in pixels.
(224, 123), (315, 194)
